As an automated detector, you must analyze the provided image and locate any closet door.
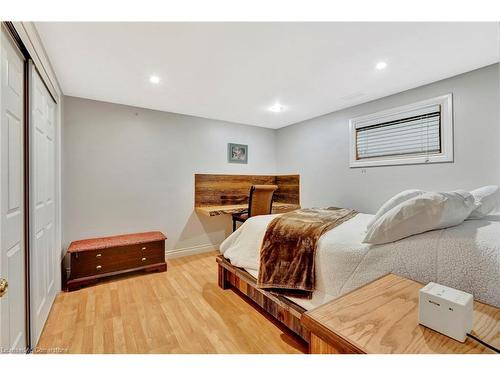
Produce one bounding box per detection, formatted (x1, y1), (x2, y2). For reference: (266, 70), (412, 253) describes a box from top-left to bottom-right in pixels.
(0, 27), (27, 352)
(29, 63), (57, 346)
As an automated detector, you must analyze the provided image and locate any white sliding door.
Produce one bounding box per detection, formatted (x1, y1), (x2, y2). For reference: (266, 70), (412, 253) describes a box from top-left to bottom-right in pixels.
(29, 63), (57, 346)
(0, 27), (27, 353)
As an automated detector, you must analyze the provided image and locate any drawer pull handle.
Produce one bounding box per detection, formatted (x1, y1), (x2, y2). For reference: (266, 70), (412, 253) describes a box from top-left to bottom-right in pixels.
(141, 257), (146, 262)
(96, 265), (102, 270)
(96, 253), (102, 258)
(142, 247), (147, 250)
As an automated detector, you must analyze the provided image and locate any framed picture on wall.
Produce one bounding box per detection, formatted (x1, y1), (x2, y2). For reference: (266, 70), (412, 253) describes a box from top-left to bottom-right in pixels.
(227, 143), (248, 164)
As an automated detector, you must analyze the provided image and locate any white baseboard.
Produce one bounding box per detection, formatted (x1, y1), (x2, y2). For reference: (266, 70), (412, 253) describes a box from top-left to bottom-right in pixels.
(165, 243), (220, 259)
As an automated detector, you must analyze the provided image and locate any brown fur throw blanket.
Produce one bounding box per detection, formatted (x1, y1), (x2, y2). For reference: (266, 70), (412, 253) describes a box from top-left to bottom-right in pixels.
(257, 207), (357, 299)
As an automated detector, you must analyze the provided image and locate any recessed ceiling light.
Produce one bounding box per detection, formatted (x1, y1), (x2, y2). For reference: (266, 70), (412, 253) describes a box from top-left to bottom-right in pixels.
(149, 75), (160, 84)
(269, 103), (285, 113)
(375, 61), (387, 70)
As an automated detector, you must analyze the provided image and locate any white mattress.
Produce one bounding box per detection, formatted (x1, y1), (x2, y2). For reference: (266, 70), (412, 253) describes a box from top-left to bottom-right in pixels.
(220, 213), (500, 310)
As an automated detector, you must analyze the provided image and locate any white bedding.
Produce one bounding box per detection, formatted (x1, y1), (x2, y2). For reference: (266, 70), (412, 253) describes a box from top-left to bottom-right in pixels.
(219, 213), (500, 309)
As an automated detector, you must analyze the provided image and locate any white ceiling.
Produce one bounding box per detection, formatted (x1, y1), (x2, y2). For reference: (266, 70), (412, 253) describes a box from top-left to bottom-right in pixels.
(36, 22), (499, 129)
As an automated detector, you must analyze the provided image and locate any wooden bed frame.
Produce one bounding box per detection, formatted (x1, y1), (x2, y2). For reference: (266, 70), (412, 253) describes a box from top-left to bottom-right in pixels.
(216, 255), (310, 343)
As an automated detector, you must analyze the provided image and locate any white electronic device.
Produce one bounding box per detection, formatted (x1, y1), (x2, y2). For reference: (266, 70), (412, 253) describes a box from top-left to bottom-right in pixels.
(418, 282), (473, 342)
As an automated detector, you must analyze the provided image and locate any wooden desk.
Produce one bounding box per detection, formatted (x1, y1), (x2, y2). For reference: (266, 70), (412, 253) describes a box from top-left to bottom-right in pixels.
(194, 173), (300, 217)
(196, 202), (300, 217)
(302, 274), (500, 354)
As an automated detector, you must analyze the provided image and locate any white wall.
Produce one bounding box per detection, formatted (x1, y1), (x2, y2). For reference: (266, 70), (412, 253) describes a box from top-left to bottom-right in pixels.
(62, 96), (277, 256)
(63, 64), (500, 256)
(276, 64), (500, 213)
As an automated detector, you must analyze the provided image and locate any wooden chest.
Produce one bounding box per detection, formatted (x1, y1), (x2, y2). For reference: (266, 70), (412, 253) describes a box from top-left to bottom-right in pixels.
(64, 231), (167, 291)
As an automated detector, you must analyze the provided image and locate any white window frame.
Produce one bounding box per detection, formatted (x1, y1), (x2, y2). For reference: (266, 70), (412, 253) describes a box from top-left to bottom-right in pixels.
(349, 94), (453, 168)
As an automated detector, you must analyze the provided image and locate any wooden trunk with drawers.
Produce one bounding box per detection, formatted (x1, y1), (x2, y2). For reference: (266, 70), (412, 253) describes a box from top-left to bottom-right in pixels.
(63, 231), (167, 291)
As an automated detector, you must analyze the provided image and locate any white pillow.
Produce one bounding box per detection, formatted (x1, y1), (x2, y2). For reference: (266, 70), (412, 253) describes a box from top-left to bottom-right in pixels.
(467, 185), (500, 219)
(363, 190), (475, 245)
(366, 189), (425, 231)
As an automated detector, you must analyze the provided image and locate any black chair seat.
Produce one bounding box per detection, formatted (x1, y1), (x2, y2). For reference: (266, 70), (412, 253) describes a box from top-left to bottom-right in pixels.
(232, 212), (248, 221)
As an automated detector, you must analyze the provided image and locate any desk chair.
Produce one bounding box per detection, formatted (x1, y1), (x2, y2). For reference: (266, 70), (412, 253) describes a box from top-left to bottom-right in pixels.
(232, 184), (278, 232)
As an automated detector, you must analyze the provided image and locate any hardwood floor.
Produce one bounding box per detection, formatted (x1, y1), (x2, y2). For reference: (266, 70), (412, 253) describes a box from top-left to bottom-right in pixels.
(36, 251), (307, 354)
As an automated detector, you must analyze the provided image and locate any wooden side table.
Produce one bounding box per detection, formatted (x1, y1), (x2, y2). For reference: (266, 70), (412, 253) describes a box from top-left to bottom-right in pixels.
(301, 274), (499, 354)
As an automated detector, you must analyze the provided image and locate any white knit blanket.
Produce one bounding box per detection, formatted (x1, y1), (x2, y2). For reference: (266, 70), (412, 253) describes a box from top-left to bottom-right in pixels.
(220, 213), (500, 309)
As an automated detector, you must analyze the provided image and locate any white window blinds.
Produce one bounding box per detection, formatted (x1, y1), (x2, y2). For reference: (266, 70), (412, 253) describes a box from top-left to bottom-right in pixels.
(355, 104), (441, 160)
(349, 94), (453, 168)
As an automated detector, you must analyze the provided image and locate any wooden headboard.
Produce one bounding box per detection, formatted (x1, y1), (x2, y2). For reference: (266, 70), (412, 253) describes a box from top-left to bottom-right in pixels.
(194, 174), (300, 207)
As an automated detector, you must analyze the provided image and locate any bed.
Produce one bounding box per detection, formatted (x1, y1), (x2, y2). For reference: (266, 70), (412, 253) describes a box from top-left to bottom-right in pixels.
(218, 212), (500, 342)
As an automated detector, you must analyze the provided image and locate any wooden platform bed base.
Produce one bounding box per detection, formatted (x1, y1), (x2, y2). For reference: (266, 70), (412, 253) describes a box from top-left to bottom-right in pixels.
(216, 255), (310, 344)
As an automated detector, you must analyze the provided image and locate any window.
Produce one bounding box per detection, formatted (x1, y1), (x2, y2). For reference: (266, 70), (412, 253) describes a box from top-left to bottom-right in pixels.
(349, 94), (453, 167)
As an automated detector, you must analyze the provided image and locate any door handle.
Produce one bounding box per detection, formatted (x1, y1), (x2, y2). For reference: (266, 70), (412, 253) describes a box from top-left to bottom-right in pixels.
(0, 278), (8, 298)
